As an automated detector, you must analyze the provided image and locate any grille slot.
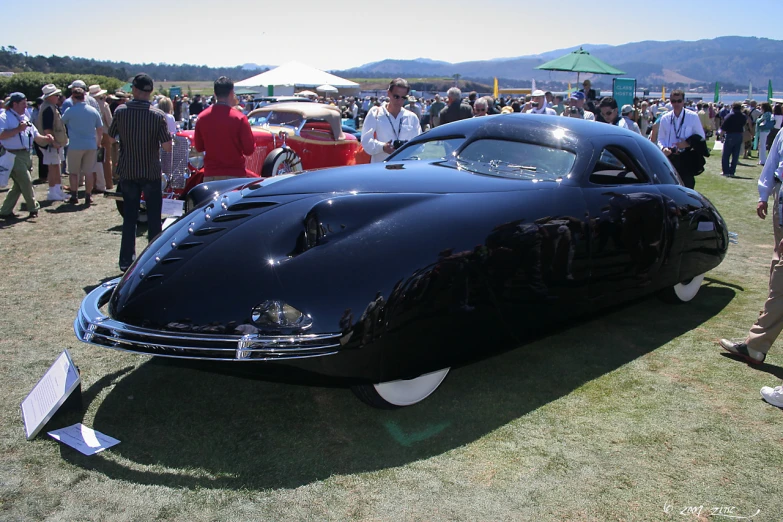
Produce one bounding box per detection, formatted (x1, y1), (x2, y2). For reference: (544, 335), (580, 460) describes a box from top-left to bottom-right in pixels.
(193, 227), (226, 236)
(227, 201), (278, 212)
(212, 213), (251, 223)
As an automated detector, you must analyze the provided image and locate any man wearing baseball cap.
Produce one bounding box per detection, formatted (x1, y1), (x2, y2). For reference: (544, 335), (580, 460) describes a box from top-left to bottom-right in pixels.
(564, 91), (595, 121)
(0, 93), (57, 219)
(107, 73), (172, 272)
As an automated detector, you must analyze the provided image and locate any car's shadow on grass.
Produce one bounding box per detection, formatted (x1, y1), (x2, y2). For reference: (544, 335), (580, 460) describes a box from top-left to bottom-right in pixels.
(63, 285), (737, 491)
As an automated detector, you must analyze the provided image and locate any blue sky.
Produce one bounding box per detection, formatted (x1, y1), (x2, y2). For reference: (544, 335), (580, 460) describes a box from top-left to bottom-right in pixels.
(8, 0), (781, 70)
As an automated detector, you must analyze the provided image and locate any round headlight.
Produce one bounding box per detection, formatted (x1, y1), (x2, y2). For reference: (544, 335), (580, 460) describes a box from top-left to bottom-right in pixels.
(251, 300), (313, 330)
(189, 150), (205, 169)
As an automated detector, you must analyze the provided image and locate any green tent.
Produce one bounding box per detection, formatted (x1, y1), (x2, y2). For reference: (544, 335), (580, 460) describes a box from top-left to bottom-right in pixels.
(119, 82), (132, 93)
(535, 47), (625, 83)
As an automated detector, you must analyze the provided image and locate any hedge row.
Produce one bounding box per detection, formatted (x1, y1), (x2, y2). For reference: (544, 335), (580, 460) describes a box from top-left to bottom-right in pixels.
(0, 72), (124, 101)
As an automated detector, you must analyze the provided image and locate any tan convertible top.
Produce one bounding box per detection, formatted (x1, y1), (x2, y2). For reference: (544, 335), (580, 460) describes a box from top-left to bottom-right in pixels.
(247, 102), (345, 140)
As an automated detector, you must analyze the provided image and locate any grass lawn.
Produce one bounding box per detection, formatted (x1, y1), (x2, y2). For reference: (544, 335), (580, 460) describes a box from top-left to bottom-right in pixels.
(1, 142), (782, 521)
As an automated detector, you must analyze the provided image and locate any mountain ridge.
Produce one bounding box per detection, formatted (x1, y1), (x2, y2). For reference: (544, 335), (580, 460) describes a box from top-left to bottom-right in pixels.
(332, 37), (783, 89)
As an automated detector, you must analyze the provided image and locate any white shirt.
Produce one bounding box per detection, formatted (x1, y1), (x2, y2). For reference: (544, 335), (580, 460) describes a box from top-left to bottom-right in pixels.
(0, 109), (38, 150)
(620, 116), (641, 134)
(758, 129), (783, 202)
(164, 113), (177, 134)
(361, 103), (421, 163)
(657, 108), (705, 150)
(526, 106), (558, 116)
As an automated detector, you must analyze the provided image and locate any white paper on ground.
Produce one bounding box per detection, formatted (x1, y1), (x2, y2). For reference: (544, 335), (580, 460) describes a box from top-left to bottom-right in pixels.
(713, 140), (724, 151)
(48, 423), (120, 455)
(161, 198), (184, 216)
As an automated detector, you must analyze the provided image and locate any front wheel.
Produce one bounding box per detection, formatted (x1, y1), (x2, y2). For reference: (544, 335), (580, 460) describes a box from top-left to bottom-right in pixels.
(659, 273), (705, 303)
(351, 368), (450, 409)
(261, 148), (303, 177)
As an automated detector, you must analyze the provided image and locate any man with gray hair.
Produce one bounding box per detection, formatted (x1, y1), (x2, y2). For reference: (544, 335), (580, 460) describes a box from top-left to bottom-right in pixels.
(438, 87), (473, 126)
(472, 98), (489, 117)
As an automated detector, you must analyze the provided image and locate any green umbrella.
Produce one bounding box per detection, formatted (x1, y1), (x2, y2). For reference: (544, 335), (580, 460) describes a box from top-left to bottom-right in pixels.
(534, 47), (625, 83)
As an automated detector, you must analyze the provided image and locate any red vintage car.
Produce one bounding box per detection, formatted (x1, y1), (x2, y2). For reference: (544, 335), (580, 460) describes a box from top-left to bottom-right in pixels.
(180, 102), (366, 187)
(110, 103), (366, 221)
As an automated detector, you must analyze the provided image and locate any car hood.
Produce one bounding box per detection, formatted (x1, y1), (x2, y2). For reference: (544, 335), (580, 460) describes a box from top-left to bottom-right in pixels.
(246, 161), (564, 197)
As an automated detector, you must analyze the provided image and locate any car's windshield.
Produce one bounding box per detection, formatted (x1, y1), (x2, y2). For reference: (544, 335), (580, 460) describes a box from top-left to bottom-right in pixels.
(250, 110), (304, 128)
(390, 138), (465, 161)
(455, 139), (575, 181)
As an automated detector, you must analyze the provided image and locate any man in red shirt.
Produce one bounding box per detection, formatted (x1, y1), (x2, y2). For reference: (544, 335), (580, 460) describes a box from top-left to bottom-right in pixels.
(194, 76), (256, 181)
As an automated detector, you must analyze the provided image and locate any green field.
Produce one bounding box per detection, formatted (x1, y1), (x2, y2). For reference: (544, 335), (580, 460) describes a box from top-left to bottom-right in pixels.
(1, 145), (782, 520)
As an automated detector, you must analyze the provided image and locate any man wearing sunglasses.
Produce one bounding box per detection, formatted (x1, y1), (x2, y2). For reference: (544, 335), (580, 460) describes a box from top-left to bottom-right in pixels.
(656, 89), (705, 188)
(361, 78), (421, 163)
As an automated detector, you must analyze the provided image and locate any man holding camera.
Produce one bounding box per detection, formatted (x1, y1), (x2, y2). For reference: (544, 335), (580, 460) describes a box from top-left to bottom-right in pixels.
(0, 93), (57, 219)
(563, 92), (595, 121)
(361, 78), (420, 163)
(526, 90), (557, 115)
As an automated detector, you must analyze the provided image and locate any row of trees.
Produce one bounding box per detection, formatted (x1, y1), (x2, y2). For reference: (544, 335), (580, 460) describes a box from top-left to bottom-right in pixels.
(0, 73), (124, 102)
(0, 46), (267, 82)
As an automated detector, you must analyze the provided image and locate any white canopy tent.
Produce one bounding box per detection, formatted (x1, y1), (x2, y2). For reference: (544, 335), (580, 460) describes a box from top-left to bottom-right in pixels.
(236, 62), (359, 96)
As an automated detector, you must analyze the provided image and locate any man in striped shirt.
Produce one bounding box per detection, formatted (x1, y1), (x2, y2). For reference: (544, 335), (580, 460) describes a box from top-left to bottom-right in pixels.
(108, 73), (172, 272)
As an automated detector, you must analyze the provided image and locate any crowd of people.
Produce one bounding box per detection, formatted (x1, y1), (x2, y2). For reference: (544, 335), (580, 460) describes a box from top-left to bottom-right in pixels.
(2, 73), (783, 408)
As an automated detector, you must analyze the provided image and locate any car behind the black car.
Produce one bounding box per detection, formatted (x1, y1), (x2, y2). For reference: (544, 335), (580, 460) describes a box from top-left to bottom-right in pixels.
(75, 115), (727, 408)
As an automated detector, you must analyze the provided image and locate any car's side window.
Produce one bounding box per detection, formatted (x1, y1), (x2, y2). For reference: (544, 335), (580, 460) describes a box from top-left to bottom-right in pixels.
(589, 146), (649, 185)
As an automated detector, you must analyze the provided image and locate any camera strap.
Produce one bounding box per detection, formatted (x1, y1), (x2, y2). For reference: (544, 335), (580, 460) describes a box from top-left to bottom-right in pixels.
(8, 110), (32, 150)
(383, 107), (403, 141)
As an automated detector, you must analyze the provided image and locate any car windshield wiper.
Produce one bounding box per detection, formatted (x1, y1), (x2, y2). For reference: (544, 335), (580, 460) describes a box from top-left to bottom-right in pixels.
(455, 158), (543, 179)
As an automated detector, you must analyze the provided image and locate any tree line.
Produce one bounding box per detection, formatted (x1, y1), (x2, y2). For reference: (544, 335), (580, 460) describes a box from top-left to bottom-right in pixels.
(0, 46), (267, 82)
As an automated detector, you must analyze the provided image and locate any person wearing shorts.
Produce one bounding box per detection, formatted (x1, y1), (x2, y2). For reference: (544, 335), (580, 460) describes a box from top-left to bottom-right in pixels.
(36, 84), (69, 201)
(61, 88), (103, 205)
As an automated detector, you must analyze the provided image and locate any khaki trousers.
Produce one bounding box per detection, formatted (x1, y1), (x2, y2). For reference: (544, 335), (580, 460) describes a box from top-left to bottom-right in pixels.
(0, 151), (38, 215)
(746, 182), (783, 354)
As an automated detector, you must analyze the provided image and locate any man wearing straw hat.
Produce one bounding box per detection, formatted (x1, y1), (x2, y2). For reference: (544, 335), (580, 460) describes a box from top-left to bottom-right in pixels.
(36, 84), (68, 201)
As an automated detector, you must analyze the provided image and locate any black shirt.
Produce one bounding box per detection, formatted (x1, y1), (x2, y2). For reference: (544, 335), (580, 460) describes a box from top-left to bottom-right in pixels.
(721, 112), (747, 134)
(190, 101), (204, 116)
(439, 102), (473, 125)
(41, 107), (55, 130)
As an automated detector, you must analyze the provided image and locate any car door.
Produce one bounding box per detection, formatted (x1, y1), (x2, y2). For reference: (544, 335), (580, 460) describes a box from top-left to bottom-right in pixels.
(582, 137), (669, 302)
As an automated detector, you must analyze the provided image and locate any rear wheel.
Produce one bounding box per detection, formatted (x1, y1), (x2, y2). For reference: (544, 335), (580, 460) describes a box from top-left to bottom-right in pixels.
(351, 368), (450, 409)
(659, 273), (705, 303)
(261, 148), (303, 177)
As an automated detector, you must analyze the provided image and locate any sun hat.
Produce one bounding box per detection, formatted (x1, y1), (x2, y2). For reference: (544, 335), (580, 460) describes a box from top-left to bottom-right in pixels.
(41, 84), (62, 98)
(621, 104), (634, 115)
(68, 80), (87, 89)
(532, 89), (546, 97)
(89, 84), (108, 97)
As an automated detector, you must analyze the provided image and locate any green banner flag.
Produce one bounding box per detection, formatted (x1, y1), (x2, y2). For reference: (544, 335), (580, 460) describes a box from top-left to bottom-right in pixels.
(714, 82), (720, 103)
(768, 80), (773, 102)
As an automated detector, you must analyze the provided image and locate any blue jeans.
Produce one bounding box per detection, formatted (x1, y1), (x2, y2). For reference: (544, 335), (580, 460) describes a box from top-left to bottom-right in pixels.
(722, 133), (743, 176)
(119, 178), (162, 268)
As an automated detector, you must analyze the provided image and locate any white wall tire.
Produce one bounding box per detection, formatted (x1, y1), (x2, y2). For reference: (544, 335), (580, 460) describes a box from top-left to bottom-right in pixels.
(351, 368), (450, 409)
(261, 148), (303, 177)
(659, 273), (705, 303)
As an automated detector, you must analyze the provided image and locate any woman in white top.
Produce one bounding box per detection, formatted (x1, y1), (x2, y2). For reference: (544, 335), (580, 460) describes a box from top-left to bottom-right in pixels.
(157, 97), (178, 134)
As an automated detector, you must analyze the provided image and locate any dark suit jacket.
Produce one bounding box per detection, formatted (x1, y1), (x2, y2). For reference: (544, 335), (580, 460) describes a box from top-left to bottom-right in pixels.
(439, 102), (474, 125)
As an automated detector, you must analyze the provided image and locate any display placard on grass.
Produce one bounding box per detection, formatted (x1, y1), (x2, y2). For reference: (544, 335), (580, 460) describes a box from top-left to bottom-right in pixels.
(20, 350), (81, 440)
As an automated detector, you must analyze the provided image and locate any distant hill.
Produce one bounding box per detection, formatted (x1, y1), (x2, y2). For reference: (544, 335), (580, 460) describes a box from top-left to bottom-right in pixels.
(333, 37), (783, 91)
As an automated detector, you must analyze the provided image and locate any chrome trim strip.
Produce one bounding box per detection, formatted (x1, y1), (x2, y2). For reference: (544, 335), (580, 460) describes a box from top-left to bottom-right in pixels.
(74, 279), (342, 361)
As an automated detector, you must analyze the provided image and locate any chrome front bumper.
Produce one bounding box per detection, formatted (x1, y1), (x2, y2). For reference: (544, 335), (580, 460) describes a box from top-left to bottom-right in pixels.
(74, 279), (343, 361)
